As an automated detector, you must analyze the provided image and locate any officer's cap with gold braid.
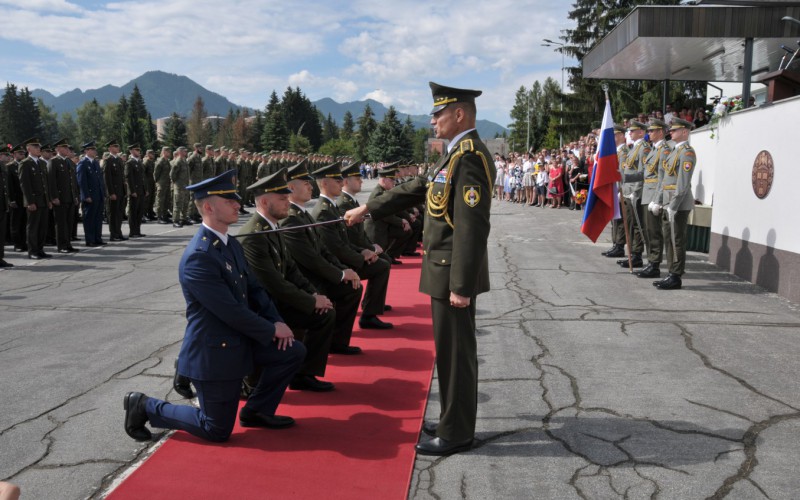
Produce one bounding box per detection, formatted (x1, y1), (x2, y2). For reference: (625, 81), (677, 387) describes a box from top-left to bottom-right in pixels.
(186, 169), (241, 201)
(670, 117), (695, 130)
(247, 167), (292, 195)
(647, 119), (668, 131)
(312, 161), (343, 180)
(613, 125), (626, 134)
(429, 81), (482, 114)
(341, 162), (362, 178)
(377, 166), (398, 179)
(627, 120), (647, 131)
(287, 158), (313, 181)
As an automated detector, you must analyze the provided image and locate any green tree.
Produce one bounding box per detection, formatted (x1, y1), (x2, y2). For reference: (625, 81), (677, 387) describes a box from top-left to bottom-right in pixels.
(186, 96), (213, 146)
(38, 99), (60, 144)
(261, 91), (289, 151)
(76, 98), (104, 144)
(322, 113), (339, 143)
(367, 106), (404, 162)
(341, 111), (355, 140)
(58, 113), (79, 147)
(123, 84), (148, 147)
(289, 133), (312, 154)
(0, 83), (21, 144)
(16, 88), (42, 142)
(355, 103), (376, 160)
(318, 137), (355, 158)
(249, 110), (264, 152)
(162, 112), (188, 148)
(400, 115), (415, 158)
(412, 128), (430, 163)
(281, 87), (322, 149)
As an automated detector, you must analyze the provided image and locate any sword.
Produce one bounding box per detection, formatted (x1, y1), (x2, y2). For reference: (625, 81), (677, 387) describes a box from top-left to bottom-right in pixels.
(231, 215), (371, 238)
(629, 194), (646, 250)
(668, 209), (677, 258)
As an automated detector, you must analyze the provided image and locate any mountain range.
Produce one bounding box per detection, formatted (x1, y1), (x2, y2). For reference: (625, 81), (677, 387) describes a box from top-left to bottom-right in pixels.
(31, 70), (508, 138)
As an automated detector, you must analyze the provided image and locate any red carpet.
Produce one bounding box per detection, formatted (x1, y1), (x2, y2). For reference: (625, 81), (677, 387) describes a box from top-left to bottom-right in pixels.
(108, 256), (434, 500)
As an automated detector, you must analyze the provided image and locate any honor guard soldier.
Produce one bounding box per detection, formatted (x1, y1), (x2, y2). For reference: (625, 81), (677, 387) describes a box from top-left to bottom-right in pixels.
(345, 82), (496, 456)
(239, 168), (338, 392)
(48, 138), (79, 253)
(280, 160), (364, 378)
(170, 146), (191, 227)
(103, 139), (126, 241)
(76, 141), (106, 247)
(628, 119), (671, 278)
(311, 161), (393, 331)
(650, 118), (697, 290)
(143, 149), (157, 220)
(364, 163), (414, 263)
(153, 147), (172, 224)
(0, 145), (12, 267)
(123, 170), (305, 443)
(7, 143), (27, 253)
(602, 125), (628, 258)
(214, 147), (228, 177)
(18, 137), (52, 259)
(124, 144), (147, 238)
(618, 121), (650, 268)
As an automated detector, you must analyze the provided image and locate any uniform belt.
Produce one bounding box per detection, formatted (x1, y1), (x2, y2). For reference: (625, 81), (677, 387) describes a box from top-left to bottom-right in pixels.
(663, 184), (676, 190)
(644, 179), (658, 184)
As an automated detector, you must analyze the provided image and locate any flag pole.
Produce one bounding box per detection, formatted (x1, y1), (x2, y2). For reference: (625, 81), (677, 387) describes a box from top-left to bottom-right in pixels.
(603, 84), (633, 273)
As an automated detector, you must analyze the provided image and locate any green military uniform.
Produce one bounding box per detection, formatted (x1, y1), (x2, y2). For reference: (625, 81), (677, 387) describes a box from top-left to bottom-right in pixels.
(214, 149), (227, 177)
(619, 121), (651, 266)
(18, 137), (51, 258)
(6, 145), (27, 252)
(654, 118), (696, 289)
(170, 148), (190, 226)
(143, 150), (156, 220)
(103, 140), (126, 240)
(603, 134), (628, 257)
(364, 83), (495, 448)
(364, 165), (413, 260)
(124, 145), (147, 237)
(186, 145), (204, 220)
(47, 138), (79, 252)
(337, 164), (392, 265)
(0, 146), (11, 266)
(153, 148), (172, 223)
(202, 146), (215, 180)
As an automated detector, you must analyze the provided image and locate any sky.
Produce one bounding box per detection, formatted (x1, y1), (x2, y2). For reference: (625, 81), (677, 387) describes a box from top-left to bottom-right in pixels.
(0, 0), (575, 126)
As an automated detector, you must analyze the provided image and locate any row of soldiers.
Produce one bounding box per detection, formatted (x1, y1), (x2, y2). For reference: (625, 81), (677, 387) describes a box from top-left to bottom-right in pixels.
(171, 158), (425, 397)
(600, 117), (698, 290)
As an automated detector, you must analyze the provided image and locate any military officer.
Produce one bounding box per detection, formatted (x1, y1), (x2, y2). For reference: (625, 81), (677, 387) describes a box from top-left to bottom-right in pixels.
(617, 121), (650, 268)
(143, 149), (157, 221)
(312, 162), (393, 331)
(124, 170), (304, 443)
(7, 143), (27, 253)
(337, 161), (392, 266)
(153, 146), (172, 224)
(363, 164), (413, 263)
(0, 145), (12, 267)
(650, 118), (697, 290)
(48, 138), (79, 253)
(240, 168), (339, 391)
(186, 143), (204, 222)
(281, 160), (363, 372)
(170, 146), (191, 227)
(102, 139), (126, 241)
(602, 125), (628, 258)
(627, 119), (671, 278)
(76, 141), (106, 247)
(18, 137), (52, 259)
(345, 82), (496, 456)
(124, 144), (147, 238)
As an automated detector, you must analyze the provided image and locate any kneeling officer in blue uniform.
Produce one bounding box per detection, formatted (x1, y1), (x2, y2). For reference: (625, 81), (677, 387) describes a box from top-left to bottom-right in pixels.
(124, 170), (305, 442)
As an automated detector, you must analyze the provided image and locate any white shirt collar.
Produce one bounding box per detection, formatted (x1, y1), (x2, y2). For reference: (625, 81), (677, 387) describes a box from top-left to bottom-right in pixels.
(675, 140), (688, 148)
(447, 128), (476, 153)
(256, 209), (278, 230)
(202, 223), (228, 245)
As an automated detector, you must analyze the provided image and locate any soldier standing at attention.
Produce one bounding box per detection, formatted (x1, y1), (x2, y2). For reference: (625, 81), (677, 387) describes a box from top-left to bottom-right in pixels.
(153, 147), (172, 224)
(602, 126), (628, 259)
(143, 149), (157, 221)
(0, 146), (12, 267)
(7, 144), (27, 253)
(345, 82), (495, 456)
(214, 147), (228, 177)
(170, 146), (191, 228)
(18, 137), (52, 259)
(124, 144), (147, 238)
(48, 138), (79, 253)
(186, 143), (204, 223)
(651, 118), (696, 290)
(103, 139), (126, 241)
(617, 121), (650, 268)
(76, 141), (106, 247)
(202, 145), (215, 180)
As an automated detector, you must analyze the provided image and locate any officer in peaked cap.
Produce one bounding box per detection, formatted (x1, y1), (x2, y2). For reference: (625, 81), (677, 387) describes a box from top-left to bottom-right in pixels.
(0, 144), (12, 267)
(617, 120), (650, 269)
(103, 139), (126, 241)
(364, 161), (412, 264)
(344, 81), (496, 456)
(18, 137), (52, 259)
(603, 125), (629, 258)
(48, 137), (80, 253)
(6, 142), (28, 253)
(125, 143), (147, 238)
(76, 140), (106, 246)
(125, 169), (304, 443)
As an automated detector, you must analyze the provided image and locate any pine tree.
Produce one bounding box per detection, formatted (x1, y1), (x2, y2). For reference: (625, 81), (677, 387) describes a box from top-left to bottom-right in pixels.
(162, 112), (188, 148)
(261, 91), (289, 151)
(355, 104), (376, 160)
(0, 83), (20, 144)
(341, 111), (355, 141)
(124, 84), (148, 147)
(367, 106), (404, 162)
(400, 115), (415, 159)
(76, 99), (104, 144)
(186, 96), (212, 146)
(58, 113), (79, 147)
(322, 113), (339, 143)
(280, 87), (322, 149)
(17, 88), (42, 141)
(249, 110), (264, 152)
(38, 99), (60, 144)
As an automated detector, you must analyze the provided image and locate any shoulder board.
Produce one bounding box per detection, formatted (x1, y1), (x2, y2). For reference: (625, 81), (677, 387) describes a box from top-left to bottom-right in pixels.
(459, 139), (475, 154)
(195, 235), (212, 252)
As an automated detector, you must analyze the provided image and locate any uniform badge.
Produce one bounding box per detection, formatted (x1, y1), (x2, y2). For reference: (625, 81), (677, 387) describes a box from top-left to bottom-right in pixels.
(463, 186), (481, 207)
(225, 262), (232, 273)
(683, 161), (693, 172)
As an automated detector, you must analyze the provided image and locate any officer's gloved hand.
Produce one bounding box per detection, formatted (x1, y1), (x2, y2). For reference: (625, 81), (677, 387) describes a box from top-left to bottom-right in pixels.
(648, 202), (662, 216)
(627, 193), (637, 202)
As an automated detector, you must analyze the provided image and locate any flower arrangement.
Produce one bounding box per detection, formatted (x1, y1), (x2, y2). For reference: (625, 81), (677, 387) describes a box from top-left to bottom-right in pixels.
(708, 96), (744, 139)
(575, 189), (588, 205)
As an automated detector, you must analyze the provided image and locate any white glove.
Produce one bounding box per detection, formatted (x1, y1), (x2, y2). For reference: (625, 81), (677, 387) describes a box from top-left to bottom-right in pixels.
(648, 202), (662, 216)
(627, 193), (637, 202)
(666, 207), (676, 220)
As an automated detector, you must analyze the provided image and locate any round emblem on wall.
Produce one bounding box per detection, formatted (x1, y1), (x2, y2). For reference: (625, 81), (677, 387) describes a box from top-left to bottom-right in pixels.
(751, 150), (774, 199)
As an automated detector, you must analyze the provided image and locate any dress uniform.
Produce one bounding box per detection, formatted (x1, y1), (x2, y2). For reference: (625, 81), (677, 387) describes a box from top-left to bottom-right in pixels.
(348, 83), (495, 455)
(651, 118), (697, 290)
(7, 144), (28, 252)
(312, 162), (393, 330)
(617, 121), (650, 268)
(103, 140), (126, 241)
(239, 168), (337, 391)
(143, 149), (157, 220)
(124, 170), (305, 443)
(602, 126), (628, 258)
(76, 141), (106, 246)
(364, 164), (413, 261)
(124, 144), (147, 238)
(280, 160), (363, 358)
(0, 146), (12, 267)
(186, 144), (204, 222)
(47, 138), (79, 253)
(337, 162), (392, 267)
(626, 120), (671, 278)
(153, 147), (172, 223)
(18, 137), (52, 259)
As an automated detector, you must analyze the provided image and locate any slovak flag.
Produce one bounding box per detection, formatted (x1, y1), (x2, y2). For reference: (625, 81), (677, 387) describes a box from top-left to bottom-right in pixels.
(580, 98), (622, 242)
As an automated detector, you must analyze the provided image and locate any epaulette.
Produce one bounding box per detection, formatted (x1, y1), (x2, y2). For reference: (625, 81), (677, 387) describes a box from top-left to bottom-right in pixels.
(459, 139), (475, 154)
(195, 235), (213, 253)
(684, 149), (696, 156)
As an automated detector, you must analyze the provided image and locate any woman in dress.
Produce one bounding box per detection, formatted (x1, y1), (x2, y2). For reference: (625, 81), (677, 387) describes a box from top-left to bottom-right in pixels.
(548, 158), (565, 209)
(494, 155), (506, 200)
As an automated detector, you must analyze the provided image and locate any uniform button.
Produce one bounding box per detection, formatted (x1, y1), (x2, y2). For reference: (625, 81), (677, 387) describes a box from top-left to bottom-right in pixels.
(441, 259), (446, 263)
(221, 342), (227, 347)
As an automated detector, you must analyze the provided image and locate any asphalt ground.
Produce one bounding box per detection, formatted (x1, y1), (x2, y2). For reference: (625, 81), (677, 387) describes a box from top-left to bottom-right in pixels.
(1, 178), (799, 499)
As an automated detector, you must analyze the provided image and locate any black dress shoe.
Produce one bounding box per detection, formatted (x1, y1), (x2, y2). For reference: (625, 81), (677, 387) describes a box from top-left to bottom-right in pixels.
(604, 246), (625, 258)
(40, 252), (52, 258)
(636, 263), (661, 278)
(173, 359), (194, 399)
(86, 242), (98, 247)
(415, 437), (473, 456)
(123, 392), (152, 441)
(173, 222), (184, 228)
(0, 260), (14, 268)
(158, 219), (169, 224)
(239, 407), (295, 429)
(383, 304), (392, 312)
(655, 273), (682, 290)
(359, 315), (393, 330)
(600, 244), (618, 256)
(97, 240), (108, 246)
(289, 375), (334, 392)
(422, 421), (437, 436)
(330, 344), (362, 355)
(402, 251), (420, 257)
(28, 253), (41, 260)
(181, 220), (194, 226)
(129, 233), (146, 238)
(617, 256), (643, 268)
